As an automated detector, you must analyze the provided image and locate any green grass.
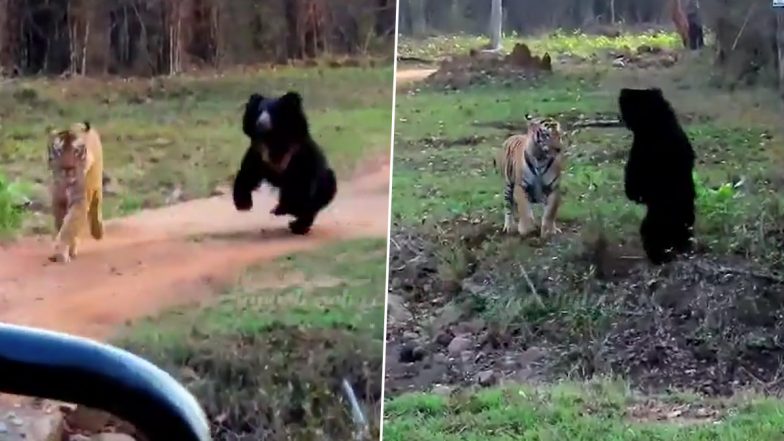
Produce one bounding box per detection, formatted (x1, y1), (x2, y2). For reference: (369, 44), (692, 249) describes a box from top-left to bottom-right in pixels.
(391, 71), (784, 258)
(114, 238), (387, 440)
(384, 381), (784, 441)
(0, 65), (394, 234)
(388, 31), (784, 440)
(398, 30), (681, 61)
(0, 173), (27, 237)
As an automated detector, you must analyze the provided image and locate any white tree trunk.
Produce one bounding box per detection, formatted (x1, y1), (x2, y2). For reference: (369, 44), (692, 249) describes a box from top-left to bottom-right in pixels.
(778, 10), (784, 103)
(610, 0), (616, 24)
(489, 0), (502, 51)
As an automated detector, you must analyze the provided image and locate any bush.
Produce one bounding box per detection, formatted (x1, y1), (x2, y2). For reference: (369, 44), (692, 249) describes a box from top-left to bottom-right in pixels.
(0, 174), (26, 236)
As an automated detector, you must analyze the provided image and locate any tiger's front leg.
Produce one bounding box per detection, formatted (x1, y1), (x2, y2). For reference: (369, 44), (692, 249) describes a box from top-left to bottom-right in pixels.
(502, 181), (515, 233)
(50, 198), (88, 263)
(540, 190), (562, 238)
(514, 185), (537, 237)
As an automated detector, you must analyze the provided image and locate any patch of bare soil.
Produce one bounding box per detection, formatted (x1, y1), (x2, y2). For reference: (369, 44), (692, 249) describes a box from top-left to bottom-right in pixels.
(385, 227), (784, 398)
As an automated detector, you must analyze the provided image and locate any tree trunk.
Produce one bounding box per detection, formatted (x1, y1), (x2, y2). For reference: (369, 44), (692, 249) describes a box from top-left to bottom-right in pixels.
(410, 0), (427, 36)
(610, 0), (615, 23)
(489, 0), (502, 50)
(778, 10), (784, 103)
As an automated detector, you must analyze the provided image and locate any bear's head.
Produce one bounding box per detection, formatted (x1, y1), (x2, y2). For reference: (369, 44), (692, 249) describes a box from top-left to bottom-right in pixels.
(242, 91), (310, 169)
(618, 87), (676, 133)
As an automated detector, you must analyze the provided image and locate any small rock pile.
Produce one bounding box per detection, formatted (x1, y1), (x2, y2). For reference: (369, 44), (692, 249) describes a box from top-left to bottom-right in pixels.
(0, 397), (139, 441)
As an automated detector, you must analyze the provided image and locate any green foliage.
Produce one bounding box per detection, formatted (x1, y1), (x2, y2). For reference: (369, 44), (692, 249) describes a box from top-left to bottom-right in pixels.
(0, 174), (27, 236)
(398, 30), (681, 61)
(693, 172), (739, 227)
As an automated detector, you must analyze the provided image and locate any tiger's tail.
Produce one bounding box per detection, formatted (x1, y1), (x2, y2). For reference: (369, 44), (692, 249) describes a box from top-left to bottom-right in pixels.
(88, 193), (103, 240)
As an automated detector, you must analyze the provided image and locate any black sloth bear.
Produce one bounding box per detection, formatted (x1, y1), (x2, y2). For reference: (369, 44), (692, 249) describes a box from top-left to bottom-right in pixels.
(232, 91), (337, 235)
(619, 87), (696, 265)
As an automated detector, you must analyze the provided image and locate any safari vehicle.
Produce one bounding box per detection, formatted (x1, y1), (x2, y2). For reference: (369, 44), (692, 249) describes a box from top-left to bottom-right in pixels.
(0, 323), (210, 441)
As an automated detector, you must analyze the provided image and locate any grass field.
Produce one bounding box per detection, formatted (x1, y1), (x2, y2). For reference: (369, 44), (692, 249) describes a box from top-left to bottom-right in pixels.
(385, 380), (784, 441)
(387, 32), (784, 440)
(0, 65), (394, 236)
(116, 238), (388, 440)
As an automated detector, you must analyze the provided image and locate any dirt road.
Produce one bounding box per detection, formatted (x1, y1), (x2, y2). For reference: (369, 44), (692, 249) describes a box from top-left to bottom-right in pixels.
(395, 68), (437, 88)
(0, 162), (390, 340)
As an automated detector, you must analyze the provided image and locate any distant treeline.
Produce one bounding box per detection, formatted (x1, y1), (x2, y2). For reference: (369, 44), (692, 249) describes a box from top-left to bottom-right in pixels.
(398, 0), (673, 35)
(0, 0), (396, 77)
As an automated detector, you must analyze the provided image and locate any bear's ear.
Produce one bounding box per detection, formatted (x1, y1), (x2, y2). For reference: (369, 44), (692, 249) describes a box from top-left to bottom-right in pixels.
(245, 93), (265, 110)
(279, 91), (303, 110)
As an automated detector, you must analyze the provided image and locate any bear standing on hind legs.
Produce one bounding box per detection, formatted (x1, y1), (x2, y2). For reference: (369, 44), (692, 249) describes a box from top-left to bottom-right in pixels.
(619, 88), (696, 265)
(232, 91), (337, 235)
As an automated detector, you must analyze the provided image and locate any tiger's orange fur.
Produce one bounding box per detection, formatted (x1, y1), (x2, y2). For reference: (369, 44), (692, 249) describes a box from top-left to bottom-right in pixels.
(495, 116), (564, 238)
(48, 122), (104, 263)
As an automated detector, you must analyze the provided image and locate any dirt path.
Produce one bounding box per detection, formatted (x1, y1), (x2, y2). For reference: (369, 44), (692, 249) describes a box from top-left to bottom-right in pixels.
(395, 68), (437, 87)
(0, 162), (390, 340)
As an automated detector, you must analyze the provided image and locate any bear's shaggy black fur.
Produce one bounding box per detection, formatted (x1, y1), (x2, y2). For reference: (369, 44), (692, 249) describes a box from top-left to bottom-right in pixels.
(232, 91), (337, 235)
(619, 87), (696, 265)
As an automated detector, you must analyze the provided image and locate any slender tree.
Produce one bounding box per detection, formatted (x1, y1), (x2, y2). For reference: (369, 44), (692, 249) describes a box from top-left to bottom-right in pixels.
(488, 0), (502, 51)
(778, 7), (784, 103)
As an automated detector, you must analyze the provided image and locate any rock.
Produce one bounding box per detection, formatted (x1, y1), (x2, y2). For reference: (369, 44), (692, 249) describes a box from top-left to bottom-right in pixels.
(65, 406), (112, 432)
(210, 185), (229, 196)
(434, 330), (454, 347)
(387, 294), (413, 325)
(164, 186), (184, 205)
(477, 370), (497, 387)
(431, 303), (463, 332)
(0, 404), (64, 441)
(433, 353), (449, 365)
(402, 331), (420, 341)
(431, 384), (454, 396)
(89, 434), (136, 441)
(518, 347), (547, 366)
(460, 350), (474, 364)
(455, 318), (485, 334)
(447, 335), (472, 356)
(398, 343), (426, 363)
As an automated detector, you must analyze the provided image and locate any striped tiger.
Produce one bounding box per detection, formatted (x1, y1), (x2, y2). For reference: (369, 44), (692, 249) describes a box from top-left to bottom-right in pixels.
(47, 121), (104, 263)
(494, 115), (565, 238)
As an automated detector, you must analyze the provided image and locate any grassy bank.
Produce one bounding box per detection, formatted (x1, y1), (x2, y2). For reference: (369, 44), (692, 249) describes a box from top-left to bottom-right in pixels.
(115, 239), (387, 440)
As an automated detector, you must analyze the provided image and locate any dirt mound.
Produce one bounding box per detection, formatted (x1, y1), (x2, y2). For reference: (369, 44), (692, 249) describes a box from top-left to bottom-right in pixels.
(386, 228), (784, 398)
(424, 43), (553, 90)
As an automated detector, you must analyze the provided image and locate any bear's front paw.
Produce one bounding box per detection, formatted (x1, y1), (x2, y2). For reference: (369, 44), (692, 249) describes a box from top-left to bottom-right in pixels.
(288, 219), (312, 235)
(234, 195), (253, 211)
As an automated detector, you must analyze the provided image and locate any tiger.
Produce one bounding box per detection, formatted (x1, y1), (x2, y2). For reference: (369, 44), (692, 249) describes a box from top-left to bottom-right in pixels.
(495, 115), (565, 238)
(47, 121), (104, 263)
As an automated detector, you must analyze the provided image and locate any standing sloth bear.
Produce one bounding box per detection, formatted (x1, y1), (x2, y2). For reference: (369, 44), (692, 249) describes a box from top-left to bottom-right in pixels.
(619, 87), (696, 265)
(232, 91), (337, 235)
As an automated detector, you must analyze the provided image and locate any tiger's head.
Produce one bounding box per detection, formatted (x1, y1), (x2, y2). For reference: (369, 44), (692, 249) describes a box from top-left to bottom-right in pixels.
(525, 114), (562, 160)
(48, 122), (91, 183)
